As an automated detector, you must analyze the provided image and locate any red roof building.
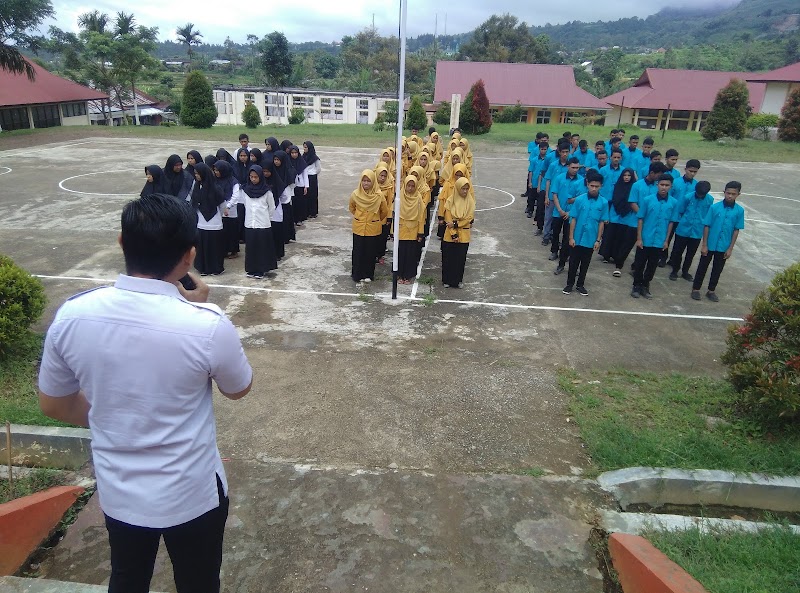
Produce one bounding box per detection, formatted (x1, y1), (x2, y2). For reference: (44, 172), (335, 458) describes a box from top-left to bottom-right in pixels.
(0, 59), (108, 131)
(434, 61), (608, 126)
(602, 68), (767, 132)
(746, 61), (800, 115)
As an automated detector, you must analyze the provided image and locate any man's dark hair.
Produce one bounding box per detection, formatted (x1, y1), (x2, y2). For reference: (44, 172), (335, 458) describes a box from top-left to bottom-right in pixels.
(657, 173), (674, 184)
(585, 170), (604, 185)
(536, 132), (544, 140)
(696, 180), (712, 195)
(428, 126), (436, 135)
(686, 158), (701, 169)
(725, 180), (742, 192)
(629, 135), (639, 141)
(541, 133), (549, 140)
(665, 148), (679, 158)
(611, 129), (619, 135)
(611, 148), (623, 156)
(563, 131), (571, 139)
(557, 142), (570, 152)
(571, 133), (580, 139)
(649, 162), (667, 175)
(596, 149), (608, 156)
(120, 194), (198, 279)
(238, 133), (249, 141)
(642, 137), (654, 146)
(579, 139), (588, 148)
(650, 150), (662, 159)
(595, 140), (605, 147)
(567, 157), (580, 165)
(610, 136), (622, 145)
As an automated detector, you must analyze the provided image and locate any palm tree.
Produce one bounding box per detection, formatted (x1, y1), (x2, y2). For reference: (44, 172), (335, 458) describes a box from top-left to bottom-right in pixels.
(77, 10), (109, 34)
(113, 12), (136, 37)
(0, 0), (55, 81)
(175, 23), (203, 65)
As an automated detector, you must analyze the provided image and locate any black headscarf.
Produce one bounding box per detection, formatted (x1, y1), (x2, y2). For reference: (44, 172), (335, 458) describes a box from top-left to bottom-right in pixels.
(611, 168), (637, 217)
(243, 164), (271, 199)
(204, 155), (217, 168)
(163, 154), (186, 197)
(263, 137), (279, 164)
(185, 150), (203, 177)
(303, 140), (319, 165)
(140, 165), (166, 198)
(288, 145), (308, 176)
(215, 147), (235, 166)
(213, 160), (237, 201)
(191, 162), (224, 222)
(280, 139), (293, 152)
(233, 148), (251, 185)
(249, 147), (263, 166)
(268, 150), (295, 206)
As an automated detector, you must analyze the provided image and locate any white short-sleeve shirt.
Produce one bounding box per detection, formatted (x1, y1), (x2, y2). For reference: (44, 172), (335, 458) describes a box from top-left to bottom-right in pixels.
(39, 275), (252, 528)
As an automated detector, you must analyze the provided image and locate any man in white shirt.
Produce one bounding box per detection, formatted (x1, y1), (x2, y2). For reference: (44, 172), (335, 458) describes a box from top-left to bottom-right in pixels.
(39, 193), (253, 593)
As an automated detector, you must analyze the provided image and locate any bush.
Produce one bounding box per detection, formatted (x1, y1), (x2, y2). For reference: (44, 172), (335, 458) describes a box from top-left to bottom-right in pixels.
(242, 103), (262, 129)
(180, 71), (217, 129)
(288, 107), (305, 125)
(372, 113), (385, 132)
(778, 87), (800, 142)
(432, 101), (451, 126)
(405, 96), (427, 131)
(721, 261), (800, 420)
(747, 113), (779, 141)
(459, 79), (492, 135)
(495, 102), (524, 123)
(0, 255), (46, 356)
(701, 78), (750, 141)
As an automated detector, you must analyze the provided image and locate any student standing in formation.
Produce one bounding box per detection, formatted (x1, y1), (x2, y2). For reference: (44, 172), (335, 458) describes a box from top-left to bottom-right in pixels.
(598, 167), (636, 272)
(441, 177), (476, 288)
(599, 148), (624, 203)
(233, 148), (251, 242)
(396, 176), (425, 284)
(631, 174), (678, 299)
(668, 180), (713, 282)
(540, 143), (570, 246)
(621, 135), (642, 170)
(289, 145), (309, 227)
(303, 141), (321, 219)
(140, 165), (166, 197)
(214, 161), (240, 260)
(627, 162), (668, 274)
(375, 163), (395, 264)
(189, 163), (226, 276)
(270, 151), (296, 244)
(563, 171), (608, 296)
(636, 137), (655, 177)
(691, 181), (745, 302)
(163, 155), (193, 200)
(549, 158), (584, 276)
(573, 139), (597, 177)
(349, 170), (389, 284)
(663, 149), (681, 181)
(242, 164), (278, 279)
(528, 142), (550, 235)
(661, 159), (701, 266)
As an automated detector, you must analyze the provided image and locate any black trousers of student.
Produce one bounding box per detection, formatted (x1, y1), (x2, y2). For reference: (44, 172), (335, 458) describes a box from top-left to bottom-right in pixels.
(534, 190), (546, 231)
(352, 233), (380, 281)
(550, 215), (570, 264)
(271, 220), (286, 260)
(441, 241), (469, 286)
(632, 246), (662, 289)
(604, 223), (638, 270)
(669, 234), (701, 275)
(397, 239), (420, 280)
(525, 187), (537, 213)
(660, 227), (675, 263)
(236, 203), (246, 242)
(222, 217), (240, 255)
(692, 251), (727, 292)
(105, 475), (229, 593)
(245, 227), (278, 275)
(566, 245), (593, 288)
(378, 222), (391, 259)
(307, 174), (319, 217)
(284, 203), (296, 243)
(195, 229), (225, 275)
(293, 187), (308, 224)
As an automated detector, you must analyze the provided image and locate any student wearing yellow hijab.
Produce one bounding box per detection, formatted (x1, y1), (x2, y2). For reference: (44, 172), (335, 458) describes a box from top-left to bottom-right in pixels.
(439, 148), (464, 188)
(396, 176), (425, 284)
(458, 138), (473, 172)
(376, 148), (395, 178)
(403, 142), (419, 179)
(348, 169), (390, 283)
(375, 163), (395, 265)
(437, 163), (469, 238)
(428, 131), (443, 162)
(441, 177), (476, 288)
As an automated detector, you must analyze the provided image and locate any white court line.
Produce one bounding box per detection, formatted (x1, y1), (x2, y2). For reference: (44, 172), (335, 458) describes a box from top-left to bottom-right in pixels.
(410, 198), (441, 299)
(59, 169), (139, 196)
(0, 167), (11, 176)
(34, 274), (743, 322)
(707, 192), (800, 226)
(475, 185), (515, 212)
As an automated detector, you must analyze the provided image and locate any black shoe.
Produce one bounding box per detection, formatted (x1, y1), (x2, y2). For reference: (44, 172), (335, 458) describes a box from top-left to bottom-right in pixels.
(630, 287), (640, 298)
(641, 288), (653, 299)
(562, 285), (573, 294)
(577, 286), (588, 296)
(526, 211), (533, 218)
(691, 290), (701, 301)
(542, 238), (551, 246)
(706, 291), (719, 302)
(657, 259), (666, 268)
(548, 252), (559, 261)
(554, 265), (565, 275)
(669, 271), (679, 281)
(521, 192), (528, 197)
(533, 229), (543, 236)
(682, 272), (694, 281)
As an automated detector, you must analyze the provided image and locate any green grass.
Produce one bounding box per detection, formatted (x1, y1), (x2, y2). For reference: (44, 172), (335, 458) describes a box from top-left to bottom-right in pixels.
(644, 522), (800, 593)
(0, 332), (71, 427)
(562, 369), (800, 475)
(0, 468), (65, 504)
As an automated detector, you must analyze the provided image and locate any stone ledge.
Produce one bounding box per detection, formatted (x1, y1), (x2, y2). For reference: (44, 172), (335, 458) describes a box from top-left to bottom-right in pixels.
(597, 467), (800, 512)
(600, 509), (800, 536)
(0, 425), (91, 471)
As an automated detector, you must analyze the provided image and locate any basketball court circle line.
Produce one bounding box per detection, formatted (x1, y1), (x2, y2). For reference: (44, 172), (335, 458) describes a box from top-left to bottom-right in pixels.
(34, 274), (743, 323)
(708, 192), (800, 226)
(58, 169), (140, 197)
(474, 185), (515, 212)
(0, 167), (11, 176)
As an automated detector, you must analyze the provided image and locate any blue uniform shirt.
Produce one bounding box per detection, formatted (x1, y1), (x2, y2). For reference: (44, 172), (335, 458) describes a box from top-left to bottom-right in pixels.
(544, 159), (568, 196)
(527, 141), (538, 155)
(673, 193), (714, 239)
(573, 149), (597, 177)
(638, 193), (678, 248)
(623, 178), (657, 228)
(598, 164), (623, 202)
(552, 173), (585, 216)
(671, 175), (697, 202)
(621, 146), (642, 169)
(570, 193), (610, 248)
(704, 200), (745, 252)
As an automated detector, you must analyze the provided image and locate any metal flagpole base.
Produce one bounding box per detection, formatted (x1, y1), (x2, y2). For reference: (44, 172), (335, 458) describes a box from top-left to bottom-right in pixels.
(391, 270), (399, 299)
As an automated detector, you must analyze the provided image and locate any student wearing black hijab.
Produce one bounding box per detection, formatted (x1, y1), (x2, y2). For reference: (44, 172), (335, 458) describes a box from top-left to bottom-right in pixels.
(280, 139), (293, 152)
(263, 137), (279, 164)
(185, 150), (203, 179)
(163, 155), (193, 200)
(140, 165), (167, 197)
(215, 148), (235, 166)
(234, 148), (251, 242)
(288, 145), (309, 227)
(249, 148), (263, 165)
(303, 140), (321, 219)
(242, 164), (279, 279)
(214, 160), (241, 259)
(204, 155), (217, 168)
(190, 162), (226, 275)
(269, 150), (297, 244)
(599, 167), (637, 276)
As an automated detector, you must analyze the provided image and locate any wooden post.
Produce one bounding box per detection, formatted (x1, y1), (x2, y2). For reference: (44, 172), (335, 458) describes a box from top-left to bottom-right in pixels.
(5, 421), (12, 499)
(662, 103), (672, 139)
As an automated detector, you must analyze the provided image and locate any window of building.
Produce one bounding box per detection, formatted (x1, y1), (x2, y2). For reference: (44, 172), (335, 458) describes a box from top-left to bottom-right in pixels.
(536, 110), (551, 125)
(244, 93), (255, 105)
(671, 110), (691, 119)
(214, 91), (226, 102)
(519, 111), (528, 123)
(358, 99), (369, 110)
(293, 95), (313, 107)
(266, 105), (285, 117)
(61, 102), (87, 118)
(32, 104), (61, 128)
(217, 104), (227, 115)
(562, 112), (585, 124)
(638, 109), (660, 118)
(0, 107), (30, 131)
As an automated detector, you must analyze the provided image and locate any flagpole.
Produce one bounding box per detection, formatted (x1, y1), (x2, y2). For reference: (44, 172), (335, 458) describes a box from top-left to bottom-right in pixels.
(391, 0), (408, 299)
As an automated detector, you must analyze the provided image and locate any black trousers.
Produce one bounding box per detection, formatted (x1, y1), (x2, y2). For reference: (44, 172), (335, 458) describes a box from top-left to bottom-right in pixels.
(441, 241), (469, 286)
(525, 187), (537, 212)
(602, 223), (637, 270)
(693, 250), (727, 291)
(632, 246), (662, 289)
(669, 234), (701, 275)
(352, 233), (380, 281)
(105, 475), (229, 593)
(307, 174), (319, 217)
(566, 245), (593, 288)
(534, 190), (546, 230)
(550, 215), (570, 261)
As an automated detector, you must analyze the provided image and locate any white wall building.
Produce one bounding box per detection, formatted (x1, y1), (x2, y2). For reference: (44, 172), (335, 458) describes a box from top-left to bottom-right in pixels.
(212, 86), (398, 126)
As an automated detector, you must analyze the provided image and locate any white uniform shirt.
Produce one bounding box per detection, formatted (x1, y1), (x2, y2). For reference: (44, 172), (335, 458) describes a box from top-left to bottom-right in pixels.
(244, 190), (276, 229)
(188, 181), (224, 230)
(38, 275), (252, 528)
(222, 183), (240, 219)
(305, 159), (321, 176)
(294, 169), (308, 189)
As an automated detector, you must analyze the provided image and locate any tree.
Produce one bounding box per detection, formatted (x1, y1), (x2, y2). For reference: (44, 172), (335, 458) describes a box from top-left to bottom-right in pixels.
(457, 14), (555, 64)
(459, 79), (492, 135)
(181, 70), (217, 128)
(432, 101), (451, 125)
(175, 23), (202, 63)
(288, 107), (305, 125)
(111, 22), (159, 125)
(383, 100), (399, 125)
(778, 87), (800, 142)
(0, 0), (54, 80)
(496, 102), (523, 123)
(314, 51), (339, 79)
(406, 96), (427, 130)
(257, 31), (292, 87)
(593, 47), (624, 89)
(746, 113), (779, 141)
(242, 103), (261, 128)
(701, 78), (750, 141)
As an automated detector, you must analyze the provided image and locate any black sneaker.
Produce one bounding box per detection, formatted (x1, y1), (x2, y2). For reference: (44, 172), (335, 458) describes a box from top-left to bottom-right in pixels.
(630, 287), (640, 298)
(542, 238), (551, 246)
(682, 272), (694, 281)
(706, 291), (719, 302)
(641, 288), (653, 299)
(562, 285), (573, 294)
(554, 265), (565, 275)
(548, 252), (559, 261)
(526, 211), (533, 218)
(533, 229), (543, 236)
(691, 290), (701, 300)
(577, 286), (588, 296)
(669, 271), (679, 281)
(657, 259), (667, 268)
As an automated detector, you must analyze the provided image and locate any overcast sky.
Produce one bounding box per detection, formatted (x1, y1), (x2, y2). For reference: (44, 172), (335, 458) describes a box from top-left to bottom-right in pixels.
(47, 0), (741, 45)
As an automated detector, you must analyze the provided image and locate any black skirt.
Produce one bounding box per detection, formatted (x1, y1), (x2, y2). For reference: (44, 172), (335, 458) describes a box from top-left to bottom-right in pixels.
(352, 233), (379, 282)
(271, 220), (286, 260)
(245, 227), (278, 275)
(237, 203), (246, 241)
(284, 203), (296, 243)
(397, 239), (420, 280)
(441, 241), (469, 286)
(222, 217), (240, 255)
(293, 186), (308, 223)
(195, 228), (225, 275)
(307, 174), (319, 217)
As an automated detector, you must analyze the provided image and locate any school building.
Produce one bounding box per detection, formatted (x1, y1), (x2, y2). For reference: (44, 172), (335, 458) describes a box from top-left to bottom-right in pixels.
(0, 59), (108, 132)
(212, 86), (398, 126)
(433, 61), (609, 126)
(601, 62), (800, 131)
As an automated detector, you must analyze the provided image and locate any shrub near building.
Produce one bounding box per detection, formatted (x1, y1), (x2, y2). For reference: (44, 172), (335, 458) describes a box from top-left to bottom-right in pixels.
(778, 87), (800, 142)
(181, 70), (217, 128)
(701, 79), (750, 141)
(0, 255), (46, 356)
